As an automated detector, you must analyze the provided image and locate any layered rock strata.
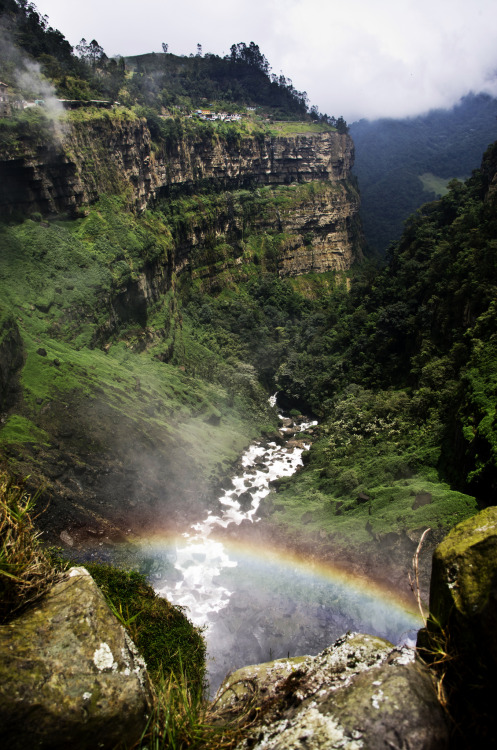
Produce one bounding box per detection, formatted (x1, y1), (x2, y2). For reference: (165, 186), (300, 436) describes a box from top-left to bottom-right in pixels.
(0, 117), (155, 217)
(0, 117), (360, 274)
(156, 132), (353, 190)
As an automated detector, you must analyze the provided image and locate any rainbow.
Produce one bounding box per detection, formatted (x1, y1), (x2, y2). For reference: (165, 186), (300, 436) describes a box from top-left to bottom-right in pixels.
(130, 530), (423, 638)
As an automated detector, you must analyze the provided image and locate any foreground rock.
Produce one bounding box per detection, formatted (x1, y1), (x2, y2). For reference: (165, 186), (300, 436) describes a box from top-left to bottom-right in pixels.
(214, 632), (448, 749)
(0, 567), (154, 749)
(418, 506), (497, 746)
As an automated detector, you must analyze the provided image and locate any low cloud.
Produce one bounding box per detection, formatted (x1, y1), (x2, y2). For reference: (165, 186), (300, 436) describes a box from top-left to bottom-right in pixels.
(32, 0), (497, 121)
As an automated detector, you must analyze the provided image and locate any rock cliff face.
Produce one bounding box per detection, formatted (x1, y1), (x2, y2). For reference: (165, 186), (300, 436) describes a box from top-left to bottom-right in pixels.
(0, 117), (155, 217)
(0, 116), (361, 275)
(168, 180), (360, 280)
(156, 132), (353, 190)
(275, 183), (360, 275)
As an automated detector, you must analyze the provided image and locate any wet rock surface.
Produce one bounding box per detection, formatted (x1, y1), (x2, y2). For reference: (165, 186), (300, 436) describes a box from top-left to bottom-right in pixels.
(0, 567), (154, 749)
(215, 633), (448, 750)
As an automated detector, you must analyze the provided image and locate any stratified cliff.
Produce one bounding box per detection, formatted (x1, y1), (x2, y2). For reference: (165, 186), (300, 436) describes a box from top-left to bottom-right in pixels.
(0, 114), (361, 275)
(0, 114), (155, 217)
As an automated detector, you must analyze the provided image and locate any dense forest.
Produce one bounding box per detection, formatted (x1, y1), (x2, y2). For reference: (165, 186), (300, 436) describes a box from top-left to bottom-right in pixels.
(350, 93), (497, 255)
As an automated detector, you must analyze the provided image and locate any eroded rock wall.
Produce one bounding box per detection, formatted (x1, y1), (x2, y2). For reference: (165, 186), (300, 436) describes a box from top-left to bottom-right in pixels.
(156, 132), (353, 189)
(0, 117), (155, 216)
(0, 118), (361, 274)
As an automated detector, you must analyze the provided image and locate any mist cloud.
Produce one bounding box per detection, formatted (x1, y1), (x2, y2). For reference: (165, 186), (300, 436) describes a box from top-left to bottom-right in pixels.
(35, 0), (497, 121)
(0, 27), (63, 119)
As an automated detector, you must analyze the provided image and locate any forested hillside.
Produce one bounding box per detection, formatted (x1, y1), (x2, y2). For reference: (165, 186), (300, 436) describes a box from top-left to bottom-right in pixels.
(0, 0), (342, 125)
(351, 93), (497, 256)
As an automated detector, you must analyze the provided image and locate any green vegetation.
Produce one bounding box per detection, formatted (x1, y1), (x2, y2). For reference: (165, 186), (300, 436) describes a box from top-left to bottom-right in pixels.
(0, 107), (56, 155)
(0, 0), (126, 101)
(0, 192), (279, 511)
(86, 563), (205, 690)
(251, 120), (336, 137)
(418, 172), (461, 198)
(0, 415), (49, 445)
(2, 3), (497, 745)
(271, 143), (497, 514)
(0, 472), (56, 622)
(267, 385), (477, 549)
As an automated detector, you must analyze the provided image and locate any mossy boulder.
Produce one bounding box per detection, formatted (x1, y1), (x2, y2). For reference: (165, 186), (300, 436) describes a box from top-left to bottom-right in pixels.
(418, 506), (497, 745)
(0, 567), (154, 749)
(427, 505), (497, 634)
(214, 633), (447, 749)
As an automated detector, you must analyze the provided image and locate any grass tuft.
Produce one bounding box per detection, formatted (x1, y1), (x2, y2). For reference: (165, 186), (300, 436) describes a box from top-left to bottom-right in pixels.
(0, 471), (57, 622)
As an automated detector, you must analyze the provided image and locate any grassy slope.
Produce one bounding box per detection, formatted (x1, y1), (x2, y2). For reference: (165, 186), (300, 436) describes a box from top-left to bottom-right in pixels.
(0, 196), (277, 539)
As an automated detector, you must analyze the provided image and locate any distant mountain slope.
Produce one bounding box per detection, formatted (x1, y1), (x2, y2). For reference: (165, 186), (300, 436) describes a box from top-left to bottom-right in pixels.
(350, 93), (497, 256)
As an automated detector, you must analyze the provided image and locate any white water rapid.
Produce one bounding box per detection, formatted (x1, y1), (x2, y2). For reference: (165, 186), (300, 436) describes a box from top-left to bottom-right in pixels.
(156, 412), (316, 626)
(149, 404), (419, 693)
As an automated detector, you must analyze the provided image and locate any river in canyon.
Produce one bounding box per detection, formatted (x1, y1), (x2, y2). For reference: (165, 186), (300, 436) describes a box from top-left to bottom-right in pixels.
(130, 404), (421, 693)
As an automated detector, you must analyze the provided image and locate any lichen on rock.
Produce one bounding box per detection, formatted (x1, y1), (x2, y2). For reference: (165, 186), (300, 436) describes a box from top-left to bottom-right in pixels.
(214, 632), (447, 749)
(0, 566), (154, 749)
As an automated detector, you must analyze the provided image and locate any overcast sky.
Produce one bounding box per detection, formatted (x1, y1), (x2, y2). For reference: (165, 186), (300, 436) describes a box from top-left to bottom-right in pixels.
(36, 0), (497, 122)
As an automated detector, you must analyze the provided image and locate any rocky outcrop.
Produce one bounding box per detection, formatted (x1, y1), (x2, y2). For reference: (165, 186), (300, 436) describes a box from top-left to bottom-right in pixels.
(418, 506), (497, 746)
(0, 567), (154, 749)
(0, 310), (23, 412)
(214, 632), (448, 749)
(156, 132), (353, 191)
